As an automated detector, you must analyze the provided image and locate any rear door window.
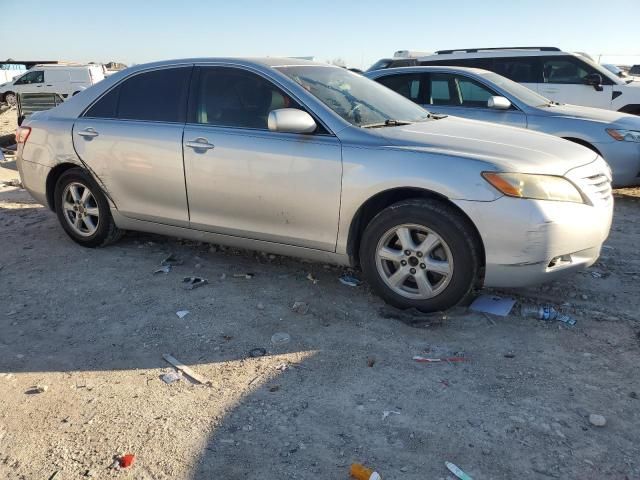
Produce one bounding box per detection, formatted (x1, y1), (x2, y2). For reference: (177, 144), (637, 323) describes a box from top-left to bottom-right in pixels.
(376, 73), (424, 102)
(425, 73), (460, 105)
(492, 57), (539, 83)
(84, 67), (191, 122)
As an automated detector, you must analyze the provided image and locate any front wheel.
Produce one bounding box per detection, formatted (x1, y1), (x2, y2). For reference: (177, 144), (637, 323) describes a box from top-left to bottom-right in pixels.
(360, 199), (481, 312)
(54, 168), (123, 247)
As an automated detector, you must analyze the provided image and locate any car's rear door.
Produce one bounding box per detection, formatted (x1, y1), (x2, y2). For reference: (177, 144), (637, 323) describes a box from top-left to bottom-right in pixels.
(73, 66), (192, 226)
(182, 65), (342, 251)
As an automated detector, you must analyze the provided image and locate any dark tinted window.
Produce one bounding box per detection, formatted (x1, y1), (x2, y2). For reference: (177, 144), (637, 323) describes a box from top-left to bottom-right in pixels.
(389, 59), (419, 68)
(630, 65), (640, 75)
(118, 68), (190, 121)
(84, 86), (119, 118)
(15, 70), (44, 85)
(376, 73), (424, 102)
(493, 57), (538, 83)
(420, 58), (492, 69)
(192, 67), (302, 130)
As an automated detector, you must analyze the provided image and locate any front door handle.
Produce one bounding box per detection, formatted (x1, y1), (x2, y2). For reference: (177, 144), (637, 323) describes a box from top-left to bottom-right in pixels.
(76, 128), (99, 138)
(185, 138), (215, 150)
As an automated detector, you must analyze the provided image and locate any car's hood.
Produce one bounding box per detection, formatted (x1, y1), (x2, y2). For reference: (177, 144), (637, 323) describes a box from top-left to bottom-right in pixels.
(537, 103), (640, 128)
(374, 116), (597, 175)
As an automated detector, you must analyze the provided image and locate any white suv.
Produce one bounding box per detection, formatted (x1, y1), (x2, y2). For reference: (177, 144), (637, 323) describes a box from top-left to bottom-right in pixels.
(374, 47), (640, 114)
(0, 64), (106, 106)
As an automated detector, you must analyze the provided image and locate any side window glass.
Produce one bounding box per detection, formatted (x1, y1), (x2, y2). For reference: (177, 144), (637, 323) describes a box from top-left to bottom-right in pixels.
(193, 67), (302, 130)
(117, 68), (191, 122)
(493, 57), (537, 83)
(376, 74), (423, 102)
(427, 74), (460, 105)
(542, 58), (588, 84)
(84, 86), (120, 118)
(15, 71), (43, 85)
(456, 76), (497, 107)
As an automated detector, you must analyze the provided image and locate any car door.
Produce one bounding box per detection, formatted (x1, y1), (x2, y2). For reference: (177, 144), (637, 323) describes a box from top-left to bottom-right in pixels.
(395, 72), (527, 128)
(538, 56), (612, 109)
(12, 70), (44, 94)
(182, 65), (342, 251)
(73, 66), (192, 226)
(42, 69), (68, 95)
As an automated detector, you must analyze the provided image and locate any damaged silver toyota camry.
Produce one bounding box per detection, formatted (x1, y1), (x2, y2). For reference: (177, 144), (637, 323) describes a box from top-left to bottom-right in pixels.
(16, 58), (613, 312)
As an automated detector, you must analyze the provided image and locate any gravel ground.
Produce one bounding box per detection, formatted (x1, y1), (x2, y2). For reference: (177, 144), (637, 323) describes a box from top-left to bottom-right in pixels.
(1, 106), (639, 479)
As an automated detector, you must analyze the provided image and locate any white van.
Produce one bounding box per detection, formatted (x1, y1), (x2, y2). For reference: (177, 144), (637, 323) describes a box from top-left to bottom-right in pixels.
(0, 64), (105, 105)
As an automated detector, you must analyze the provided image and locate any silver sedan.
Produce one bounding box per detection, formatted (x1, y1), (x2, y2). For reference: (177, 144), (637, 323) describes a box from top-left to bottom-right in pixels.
(366, 66), (640, 187)
(16, 58), (613, 312)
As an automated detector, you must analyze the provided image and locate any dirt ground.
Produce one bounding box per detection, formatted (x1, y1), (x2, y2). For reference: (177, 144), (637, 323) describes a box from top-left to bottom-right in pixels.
(1, 106), (640, 479)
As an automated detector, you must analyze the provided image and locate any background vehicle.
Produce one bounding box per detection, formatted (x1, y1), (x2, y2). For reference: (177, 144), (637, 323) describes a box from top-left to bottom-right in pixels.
(601, 63), (628, 79)
(0, 64), (105, 106)
(15, 58), (613, 312)
(370, 47), (640, 114)
(367, 66), (640, 187)
(0, 62), (27, 85)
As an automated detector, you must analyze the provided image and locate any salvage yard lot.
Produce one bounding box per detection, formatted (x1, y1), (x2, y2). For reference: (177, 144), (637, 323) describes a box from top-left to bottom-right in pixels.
(1, 158), (639, 478)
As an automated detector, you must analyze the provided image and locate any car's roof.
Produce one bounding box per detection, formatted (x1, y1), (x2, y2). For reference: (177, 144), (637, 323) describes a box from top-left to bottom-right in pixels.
(417, 50), (572, 61)
(367, 65), (488, 76)
(124, 57), (327, 72)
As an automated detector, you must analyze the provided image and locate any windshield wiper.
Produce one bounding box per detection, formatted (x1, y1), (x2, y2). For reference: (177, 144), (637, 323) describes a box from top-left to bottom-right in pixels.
(362, 119), (414, 128)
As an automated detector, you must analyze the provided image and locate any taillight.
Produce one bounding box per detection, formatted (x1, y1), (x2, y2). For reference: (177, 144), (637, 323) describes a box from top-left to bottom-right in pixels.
(16, 126), (31, 144)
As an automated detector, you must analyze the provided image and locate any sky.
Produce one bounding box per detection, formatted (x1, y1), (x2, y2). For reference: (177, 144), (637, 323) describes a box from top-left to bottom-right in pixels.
(2, 0), (639, 69)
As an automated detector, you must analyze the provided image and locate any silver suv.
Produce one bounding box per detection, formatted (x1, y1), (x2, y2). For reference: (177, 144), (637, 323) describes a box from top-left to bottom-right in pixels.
(16, 58), (613, 312)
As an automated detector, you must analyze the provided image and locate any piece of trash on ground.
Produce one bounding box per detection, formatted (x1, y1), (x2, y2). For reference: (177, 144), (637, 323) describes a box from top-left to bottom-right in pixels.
(162, 354), (211, 386)
(382, 410), (400, 420)
(26, 384), (48, 394)
(154, 265), (171, 274)
(119, 453), (135, 469)
(271, 332), (291, 345)
(469, 294), (515, 317)
(233, 273), (254, 279)
(249, 347), (267, 358)
(182, 276), (208, 290)
(520, 303), (576, 326)
(350, 463), (381, 480)
(413, 356), (468, 363)
(339, 274), (362, 287)
(291, 301), (309, 315)
(446, 461), (473, 480)
(161, 253), (183, 267)
(160, 371), (182, 384)
(306, 273), (319, 284)
(176, 310), (190, 319)
(367, 356), (376, 367)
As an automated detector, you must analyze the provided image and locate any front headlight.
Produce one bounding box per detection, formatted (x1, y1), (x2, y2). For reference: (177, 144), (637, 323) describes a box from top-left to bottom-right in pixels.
(606, 128), (640, 142)
(482, 172), (584, 203)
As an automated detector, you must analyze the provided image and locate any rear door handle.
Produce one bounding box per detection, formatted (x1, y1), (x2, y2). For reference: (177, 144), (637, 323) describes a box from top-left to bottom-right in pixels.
(185, 138), (215, 150)
(76, 128), (99, 138)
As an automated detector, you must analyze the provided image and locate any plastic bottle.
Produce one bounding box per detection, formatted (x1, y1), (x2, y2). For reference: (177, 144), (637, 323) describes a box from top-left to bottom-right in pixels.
(520, 303), (576, 325)
(350, 463), (382, 480)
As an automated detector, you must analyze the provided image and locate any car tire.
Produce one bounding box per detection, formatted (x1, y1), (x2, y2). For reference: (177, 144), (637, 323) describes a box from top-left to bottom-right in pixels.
(360, 199), (481, 312)
(54, 168), (123, 247)
(4, 92), (16, 106)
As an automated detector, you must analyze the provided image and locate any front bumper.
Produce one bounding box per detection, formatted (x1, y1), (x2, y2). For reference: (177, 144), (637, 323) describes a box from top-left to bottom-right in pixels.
(454, 193), (613, 288)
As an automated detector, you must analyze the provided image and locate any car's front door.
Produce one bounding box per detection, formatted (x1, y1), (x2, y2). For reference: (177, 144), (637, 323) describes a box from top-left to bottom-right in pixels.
(538, 56), (613, 109)
(12, 70), (44, 95)
(182, 66), (342, 251)
(73, 66), (192, 226)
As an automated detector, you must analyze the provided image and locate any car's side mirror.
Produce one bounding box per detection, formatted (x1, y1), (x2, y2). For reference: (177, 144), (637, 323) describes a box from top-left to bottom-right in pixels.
(584, 73), (603, 91)
(268, 108), (317, 134)
(487, 96), (512, 110)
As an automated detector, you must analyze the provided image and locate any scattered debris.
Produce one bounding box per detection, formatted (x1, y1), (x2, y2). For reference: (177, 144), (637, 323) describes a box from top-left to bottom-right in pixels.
(504, 352), (516, 359)
(153, 265), (171, 274)
(589, 414), (607, 427)
(182, 276), (208, 290)
(413, 356), (468, 363)
(161, 253), (183, 267)
(590, 271), (603, 278)
(275, 363), (289, 371)
(470, 295), (515, 317)
(219, 273), (227, 280)
(162, 354), (211, 386)
(350, 463), (381, 480)
(630, 391), (638, 399)
(367, 356), (376, 367)
(269, 385), (280, 392)
(160, 371), (182, 384)
(382, 410), (400, 420)
(256, 302), (265, 310)
(291, 301), (309, 315)
(249, 347), (267, 358)
(26, 385), (48, 394)
(520, 303), (576, 326)
(339, 274), (362, 287)
(48, 471), (59, 480)
(233, 273), (254, 279)
(118, 453), (136, 469)
(446, 461), (474, 480)
(306, 273), (319, 284)
(271, 332), (291, 345)
(378, 305), (450, 327)
(176, 310), (190, 319)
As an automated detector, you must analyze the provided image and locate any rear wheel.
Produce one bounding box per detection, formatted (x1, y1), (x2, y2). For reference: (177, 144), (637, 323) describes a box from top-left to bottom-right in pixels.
(360, 199), (480, 312)
(54, 168), (123, 247)
(4, 92), (16, 106)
